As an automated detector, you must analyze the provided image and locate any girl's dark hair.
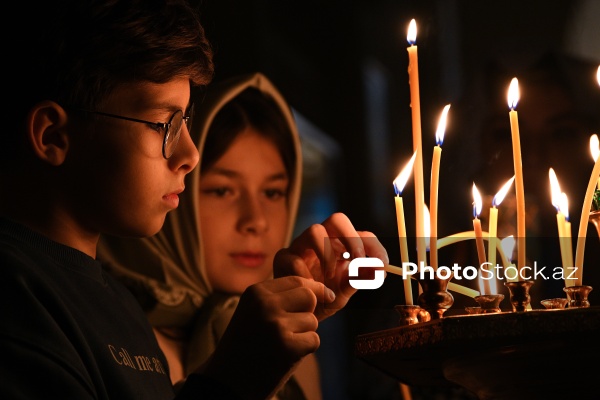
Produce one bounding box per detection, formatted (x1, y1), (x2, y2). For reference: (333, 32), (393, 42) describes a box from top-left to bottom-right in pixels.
(201, 87), (296, 182)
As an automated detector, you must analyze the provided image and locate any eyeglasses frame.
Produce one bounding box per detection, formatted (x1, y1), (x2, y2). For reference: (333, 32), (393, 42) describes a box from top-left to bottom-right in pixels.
(73, 107), (193, 159)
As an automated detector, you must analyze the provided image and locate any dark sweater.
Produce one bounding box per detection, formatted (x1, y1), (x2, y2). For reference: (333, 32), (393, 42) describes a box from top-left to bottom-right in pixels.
(0, 218), (238, 399)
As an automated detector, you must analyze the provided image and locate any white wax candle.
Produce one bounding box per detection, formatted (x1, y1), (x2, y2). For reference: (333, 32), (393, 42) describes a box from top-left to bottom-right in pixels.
(507, 78), (526, 278)
(407, 19), (427, 271)
(574, 155), (600, 285)
(429, 104), (450, 272)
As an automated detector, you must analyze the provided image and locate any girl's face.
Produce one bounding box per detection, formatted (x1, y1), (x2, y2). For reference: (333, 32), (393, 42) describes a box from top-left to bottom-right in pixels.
(199, 128), (290, 294)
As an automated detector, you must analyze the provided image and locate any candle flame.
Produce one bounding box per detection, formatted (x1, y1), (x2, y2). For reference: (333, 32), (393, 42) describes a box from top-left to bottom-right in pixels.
(393, 151), (417, 195)
(559, 192), (569, 221)
(597, 65), (600, 86)
(549, 168), (562, 211)
(507, 77), (520, 109)
(492, 176), (515, 207)
(407, 19), (417, 45)
(472, 183), (482, 218)
(435, 104), (450, 146)
(501, 235), (516, 263)
(591, 134), (599, 162)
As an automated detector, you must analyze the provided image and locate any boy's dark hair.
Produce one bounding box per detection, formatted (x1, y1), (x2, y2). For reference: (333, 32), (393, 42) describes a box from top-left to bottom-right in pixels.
(8, 0), (213, 161)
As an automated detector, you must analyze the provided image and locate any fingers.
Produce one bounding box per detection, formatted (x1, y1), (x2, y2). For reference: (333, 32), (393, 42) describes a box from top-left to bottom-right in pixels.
(285, 212), (389, 279)
(205, 278), (324, 399)
(257, 275), (336, 305)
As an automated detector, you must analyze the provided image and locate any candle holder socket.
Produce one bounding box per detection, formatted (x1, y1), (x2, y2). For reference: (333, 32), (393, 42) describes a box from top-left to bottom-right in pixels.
(464, 306), (482, 315)
(540, 298), (568, 309)
(394, 305), (431, 326)
(563, 285), (593, 308)
(473, 294), (504, 313)
(416, 273), (454, 319)
(504, 280), (534, 312)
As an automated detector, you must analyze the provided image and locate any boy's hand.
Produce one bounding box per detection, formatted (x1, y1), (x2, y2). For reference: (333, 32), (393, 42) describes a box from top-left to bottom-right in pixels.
(201, 276), (334, 399)
(273, 212), (389, 320)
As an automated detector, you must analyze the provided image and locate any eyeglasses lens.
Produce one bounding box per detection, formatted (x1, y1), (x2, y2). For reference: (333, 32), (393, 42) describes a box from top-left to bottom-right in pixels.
(164, 110), (184, 158)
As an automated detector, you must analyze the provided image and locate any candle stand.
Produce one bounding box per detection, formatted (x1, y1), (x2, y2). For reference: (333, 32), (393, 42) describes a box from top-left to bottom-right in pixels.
(416, 274), (454, 319)
(503, 280), (534, 312)
(394, 305), (430, 326)
(563, 285), (593, 308)
(473, 294), (504, 313)
(355, 307), (600, 400)
(540, 298), (568, 309)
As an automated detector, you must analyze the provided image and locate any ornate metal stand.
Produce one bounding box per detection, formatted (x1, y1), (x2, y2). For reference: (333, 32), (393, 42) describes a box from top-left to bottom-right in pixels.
(355, 307), (600, 400)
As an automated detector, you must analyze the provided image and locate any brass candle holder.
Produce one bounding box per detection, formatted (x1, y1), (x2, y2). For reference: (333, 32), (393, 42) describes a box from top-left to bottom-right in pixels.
(504, 280), (534, 312)
(563, 285), (593, 308)
(416, 274), (454, 319)
(540, 298), (568, 309)
(473, 294), (504, 313)
(394, 304), (430, 326)
(464, 306), (482, 315)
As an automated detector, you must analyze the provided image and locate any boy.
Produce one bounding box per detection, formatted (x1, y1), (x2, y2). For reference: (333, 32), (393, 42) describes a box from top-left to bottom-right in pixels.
(1, 0), (388, 398)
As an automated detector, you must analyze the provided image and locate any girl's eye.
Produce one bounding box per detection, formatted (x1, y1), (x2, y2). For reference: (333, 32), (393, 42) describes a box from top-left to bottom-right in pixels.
(264, 189), (287, 200)
(203, 187), (231, 197)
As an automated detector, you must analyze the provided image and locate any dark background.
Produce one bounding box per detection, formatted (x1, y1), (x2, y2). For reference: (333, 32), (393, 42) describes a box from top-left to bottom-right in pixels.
(193, 1), (599, 399)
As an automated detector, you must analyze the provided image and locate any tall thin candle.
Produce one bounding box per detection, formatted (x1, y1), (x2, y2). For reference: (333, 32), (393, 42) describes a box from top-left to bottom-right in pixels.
(394, 151), (417, 305)
(488, 176), (514, 293)
(501, 236), (518, 282)
(549, 168), (571, 285)
(407, 19), (427, 270)
(507, 78), (526, 278)
(560, 193), (574, 285)
(430, 104), (450, 272)
(591, 134), (599, 190)
(472, 183), (489, 294)
(574, 149), (600, 285)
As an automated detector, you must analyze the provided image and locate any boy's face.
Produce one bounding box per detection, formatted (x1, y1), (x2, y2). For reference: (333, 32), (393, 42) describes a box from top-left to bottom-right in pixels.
(65, 77), (199, 239)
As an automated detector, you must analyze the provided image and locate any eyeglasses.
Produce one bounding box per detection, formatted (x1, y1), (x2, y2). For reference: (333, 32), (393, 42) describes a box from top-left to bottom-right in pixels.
(76, 107), (193, 159)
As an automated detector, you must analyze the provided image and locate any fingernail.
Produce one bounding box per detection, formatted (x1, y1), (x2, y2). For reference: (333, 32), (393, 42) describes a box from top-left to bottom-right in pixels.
(326, 288), (336, 302)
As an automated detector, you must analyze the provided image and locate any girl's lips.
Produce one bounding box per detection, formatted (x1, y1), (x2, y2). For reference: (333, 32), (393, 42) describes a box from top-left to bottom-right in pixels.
(230, 253), (266, 268)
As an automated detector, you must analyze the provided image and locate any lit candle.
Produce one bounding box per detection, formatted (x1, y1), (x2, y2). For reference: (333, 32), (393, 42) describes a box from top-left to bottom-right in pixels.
(507, 78), (526, 275)
(500, 236), (518, 282)
(394, 151), (417, 305)
(549, 168), (570, 283)
(591, 134), (599, 190)
(423, 204), (431, 253)
(430, 104), (450, 272)
(488, 176), (515, 291)
(472, 183), (489, 293)
(407, 18), (427, 271)
(559, 192), (574, 286)
(574, 145), (600, 285)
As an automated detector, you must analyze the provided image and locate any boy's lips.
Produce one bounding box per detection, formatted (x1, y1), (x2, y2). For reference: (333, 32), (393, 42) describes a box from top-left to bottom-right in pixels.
(163, 188), (183, 208)
(230, 252), (266, 268)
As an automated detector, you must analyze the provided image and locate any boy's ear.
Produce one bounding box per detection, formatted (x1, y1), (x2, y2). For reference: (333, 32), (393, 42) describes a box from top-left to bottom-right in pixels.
(27, 101), (70, 166)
